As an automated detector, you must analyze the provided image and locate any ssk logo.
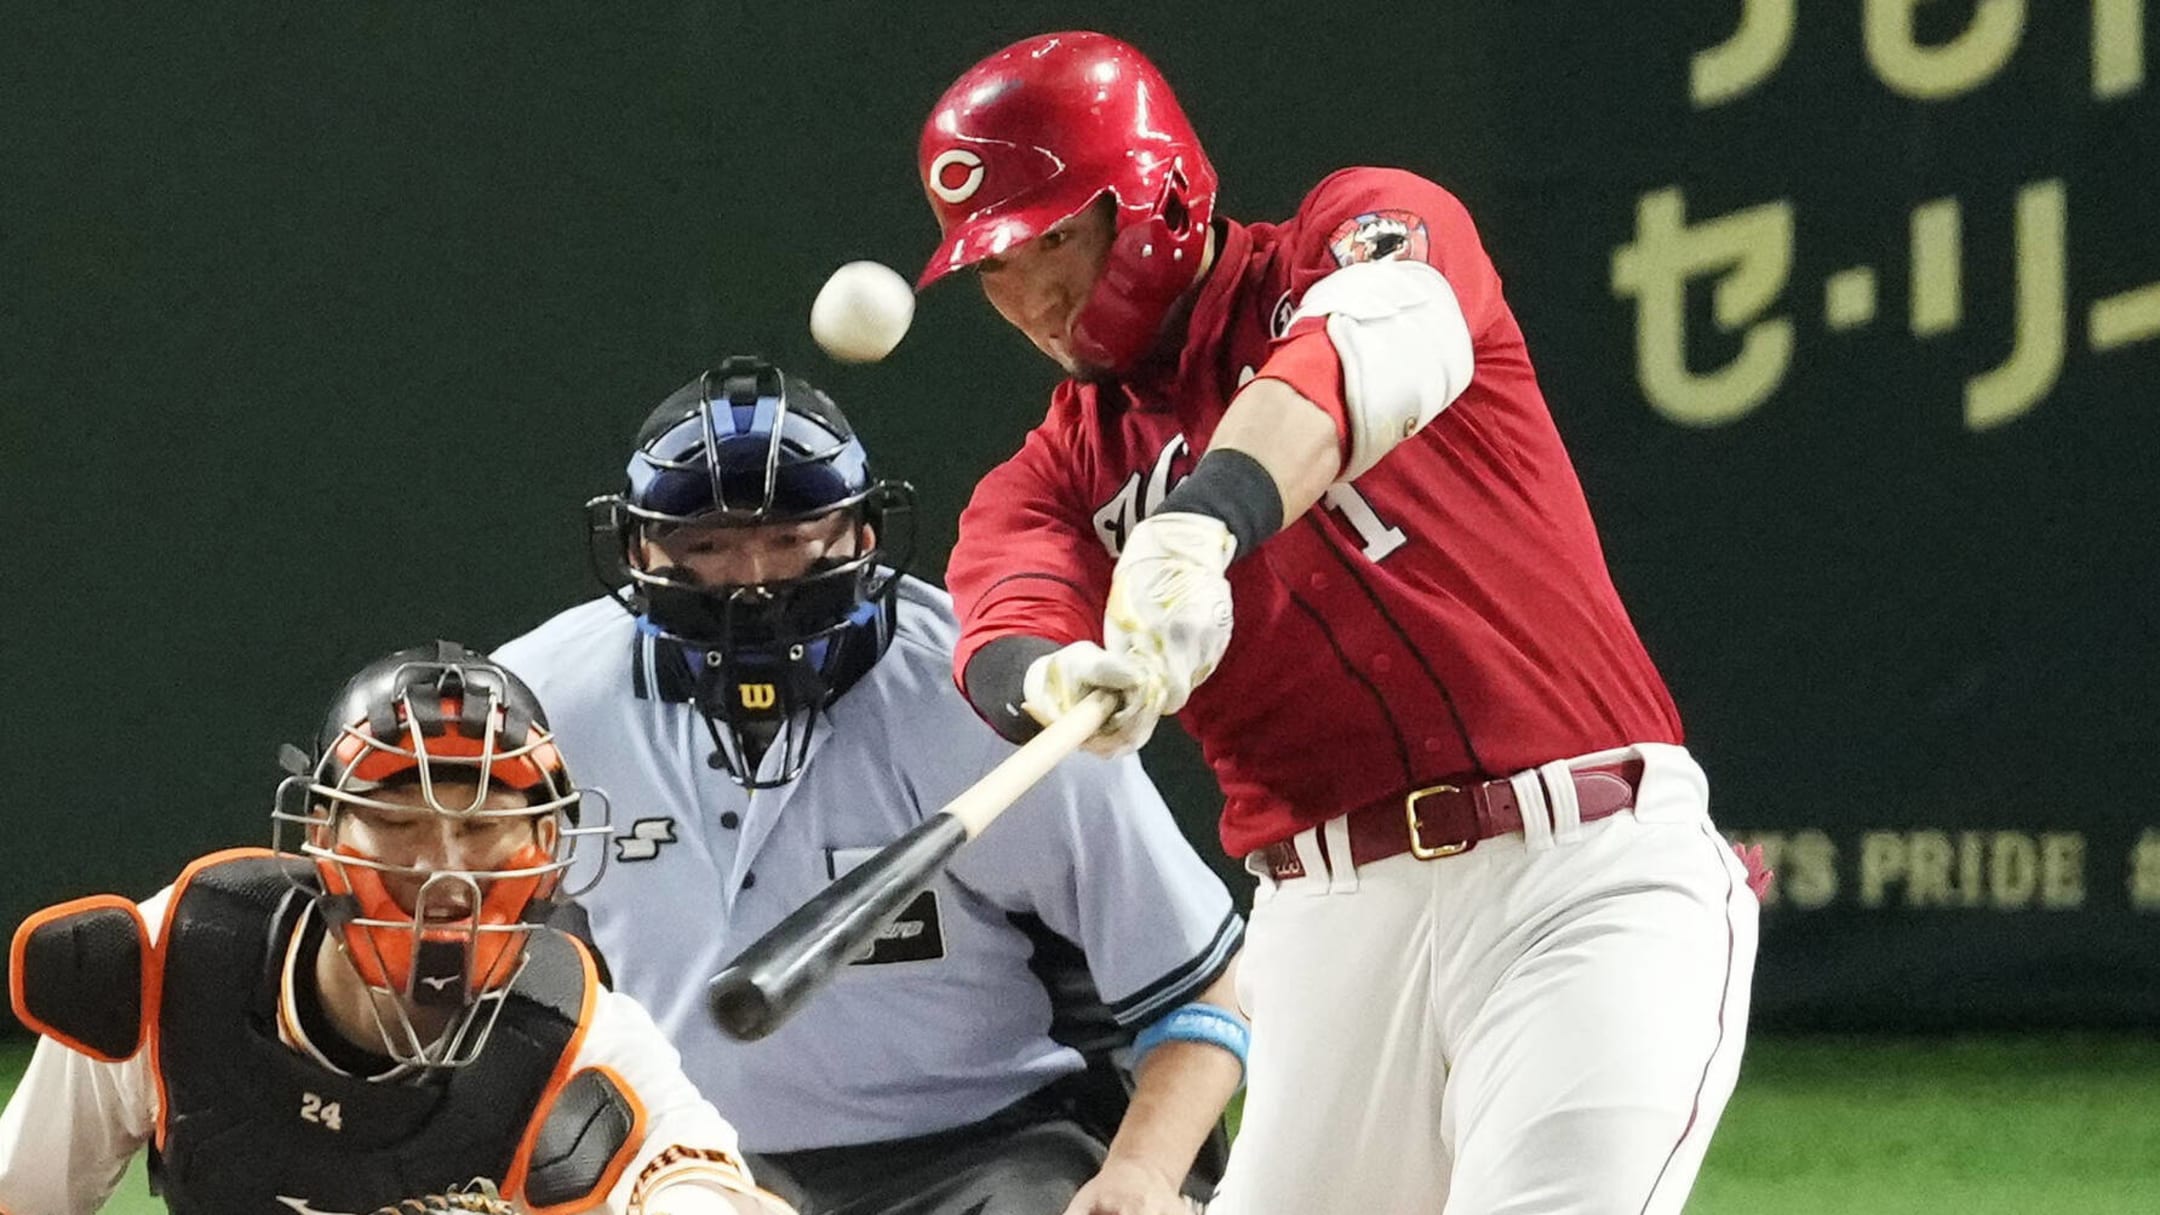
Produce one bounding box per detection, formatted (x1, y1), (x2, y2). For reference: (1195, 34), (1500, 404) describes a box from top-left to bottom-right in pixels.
(1091, 435), (1189, 558)
(615, 817), (678, 862)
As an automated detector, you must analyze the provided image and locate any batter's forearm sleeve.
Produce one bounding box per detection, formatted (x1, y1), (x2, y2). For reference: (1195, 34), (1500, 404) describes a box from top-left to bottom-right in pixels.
(1157, 448), (1284, 561)
(963, 634), (1061, 743)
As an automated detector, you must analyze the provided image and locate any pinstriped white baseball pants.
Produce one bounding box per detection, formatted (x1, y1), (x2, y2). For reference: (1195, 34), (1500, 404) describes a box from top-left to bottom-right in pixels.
(1209, 744), (1757, 1215)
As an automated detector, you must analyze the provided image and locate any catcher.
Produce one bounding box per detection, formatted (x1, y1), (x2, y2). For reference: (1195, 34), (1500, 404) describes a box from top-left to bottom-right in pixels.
(0, 642), (792, 1215)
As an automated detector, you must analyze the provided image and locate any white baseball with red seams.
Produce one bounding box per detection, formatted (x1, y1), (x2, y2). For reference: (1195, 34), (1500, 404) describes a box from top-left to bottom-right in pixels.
(808, 260), (914, 364)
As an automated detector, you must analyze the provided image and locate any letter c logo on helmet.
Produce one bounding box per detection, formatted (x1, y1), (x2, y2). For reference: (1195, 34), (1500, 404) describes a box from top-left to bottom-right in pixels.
(928, 149), (986, 205)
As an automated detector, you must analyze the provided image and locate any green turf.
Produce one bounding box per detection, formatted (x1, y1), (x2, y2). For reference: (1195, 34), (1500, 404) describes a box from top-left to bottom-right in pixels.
(6, 1035), (2158, 1212)
(1690, 1035), (2160, 1214)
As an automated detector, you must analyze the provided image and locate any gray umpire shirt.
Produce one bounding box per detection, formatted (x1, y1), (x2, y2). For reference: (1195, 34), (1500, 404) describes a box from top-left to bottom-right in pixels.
(494, 577), (1243, 1153)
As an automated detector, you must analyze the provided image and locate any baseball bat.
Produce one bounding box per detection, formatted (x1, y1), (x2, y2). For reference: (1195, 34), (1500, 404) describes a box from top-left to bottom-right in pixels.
(707, 690), (1116, 1041)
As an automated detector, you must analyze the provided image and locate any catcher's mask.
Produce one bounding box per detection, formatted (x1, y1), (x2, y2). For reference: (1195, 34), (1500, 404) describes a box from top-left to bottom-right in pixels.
(270, 641), (609, 1069)
(586, 356), (914, 787)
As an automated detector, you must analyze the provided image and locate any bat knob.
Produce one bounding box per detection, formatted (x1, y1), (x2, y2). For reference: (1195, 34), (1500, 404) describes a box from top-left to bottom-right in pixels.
(707, 969), (780, 1041)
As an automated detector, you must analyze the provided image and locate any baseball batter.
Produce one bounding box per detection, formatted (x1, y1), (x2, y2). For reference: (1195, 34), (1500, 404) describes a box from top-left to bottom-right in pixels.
(0, 643), (791, 1215)
(493, 359), (1245, 1215)
(915, 32), (1764, 1215)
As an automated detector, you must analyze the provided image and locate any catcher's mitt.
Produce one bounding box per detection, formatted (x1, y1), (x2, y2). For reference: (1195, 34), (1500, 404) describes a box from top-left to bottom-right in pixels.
(371, 1178), (517, 1214)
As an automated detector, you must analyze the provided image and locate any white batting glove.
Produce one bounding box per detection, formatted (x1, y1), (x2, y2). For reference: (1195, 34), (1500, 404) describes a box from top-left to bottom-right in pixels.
(1104, 512), (1236, 716)
(1024, 641), (1165, 758)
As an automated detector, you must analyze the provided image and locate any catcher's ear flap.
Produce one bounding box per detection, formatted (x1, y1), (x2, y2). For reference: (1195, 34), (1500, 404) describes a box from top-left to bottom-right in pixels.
(515, 1066), (646, 1215)
(10, 895), (154, 1062)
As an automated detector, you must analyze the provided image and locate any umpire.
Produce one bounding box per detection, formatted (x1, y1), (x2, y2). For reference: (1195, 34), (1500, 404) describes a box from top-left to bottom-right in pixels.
(495, 358), (1246, 1215)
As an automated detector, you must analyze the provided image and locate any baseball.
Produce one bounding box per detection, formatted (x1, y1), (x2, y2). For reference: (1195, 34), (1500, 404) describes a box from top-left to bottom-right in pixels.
(810, 260), (915, 363)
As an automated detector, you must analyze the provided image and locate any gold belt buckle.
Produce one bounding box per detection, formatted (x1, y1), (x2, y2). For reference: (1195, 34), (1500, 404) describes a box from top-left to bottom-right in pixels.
(1405, 785), (1474, 860)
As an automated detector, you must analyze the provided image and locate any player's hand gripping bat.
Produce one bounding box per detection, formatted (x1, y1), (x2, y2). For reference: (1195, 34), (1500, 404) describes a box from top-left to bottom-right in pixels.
(707, 691), (1116, 1041)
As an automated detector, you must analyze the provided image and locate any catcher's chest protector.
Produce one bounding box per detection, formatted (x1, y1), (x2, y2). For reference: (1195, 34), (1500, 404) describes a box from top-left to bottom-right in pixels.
(151, 856), (587, 1215)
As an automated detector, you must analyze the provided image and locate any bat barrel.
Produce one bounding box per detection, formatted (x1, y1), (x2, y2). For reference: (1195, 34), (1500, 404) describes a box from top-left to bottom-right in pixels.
(707, 813), (970, 1040)
(706, 692), (1113, 1041)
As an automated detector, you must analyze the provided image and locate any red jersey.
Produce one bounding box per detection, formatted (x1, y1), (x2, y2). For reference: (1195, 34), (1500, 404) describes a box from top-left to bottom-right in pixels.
(947, 167), (1683, 856)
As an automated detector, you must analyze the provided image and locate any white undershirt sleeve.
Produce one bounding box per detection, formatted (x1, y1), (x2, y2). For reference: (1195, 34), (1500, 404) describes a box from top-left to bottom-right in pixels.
(581, 992), (789, 1214)
(0, 890), (170, 1215)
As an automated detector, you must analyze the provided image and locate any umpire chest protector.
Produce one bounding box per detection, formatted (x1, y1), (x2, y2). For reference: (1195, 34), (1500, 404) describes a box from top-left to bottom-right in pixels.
(149, 853), (589, 1215)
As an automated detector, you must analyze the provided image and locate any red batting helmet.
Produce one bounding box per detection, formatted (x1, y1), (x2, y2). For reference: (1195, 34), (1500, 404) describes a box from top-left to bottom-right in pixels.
(916, 31), (1219, 373)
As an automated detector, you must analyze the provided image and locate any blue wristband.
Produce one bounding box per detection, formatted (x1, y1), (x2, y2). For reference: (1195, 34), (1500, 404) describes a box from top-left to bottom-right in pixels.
(1131, 1003), (1250, 1085)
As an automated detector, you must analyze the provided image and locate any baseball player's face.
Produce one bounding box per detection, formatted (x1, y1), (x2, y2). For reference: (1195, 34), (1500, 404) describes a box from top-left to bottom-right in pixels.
(976, 198), (1116, 376)
(640, 509), (867, 589)
(334, 779), (554, 918)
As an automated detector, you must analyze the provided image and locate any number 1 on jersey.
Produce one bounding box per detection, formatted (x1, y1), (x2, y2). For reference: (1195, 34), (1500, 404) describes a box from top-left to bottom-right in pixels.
(1322, 485), (1407, 562)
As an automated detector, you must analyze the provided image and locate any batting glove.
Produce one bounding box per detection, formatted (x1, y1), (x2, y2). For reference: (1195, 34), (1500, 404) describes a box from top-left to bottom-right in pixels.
(1024, 641), (1165, 758)
(1104, 512), (1236, 717)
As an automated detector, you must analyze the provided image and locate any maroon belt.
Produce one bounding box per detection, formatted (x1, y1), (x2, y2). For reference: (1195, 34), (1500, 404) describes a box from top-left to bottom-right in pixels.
(1254, 758), (1644, 882)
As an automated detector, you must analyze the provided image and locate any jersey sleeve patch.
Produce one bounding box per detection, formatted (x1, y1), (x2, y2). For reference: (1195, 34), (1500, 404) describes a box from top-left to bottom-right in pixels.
(520, 1065), (646, 1214)
(8, 894), (152, 1062)
(1326, 209), (1431, 267)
